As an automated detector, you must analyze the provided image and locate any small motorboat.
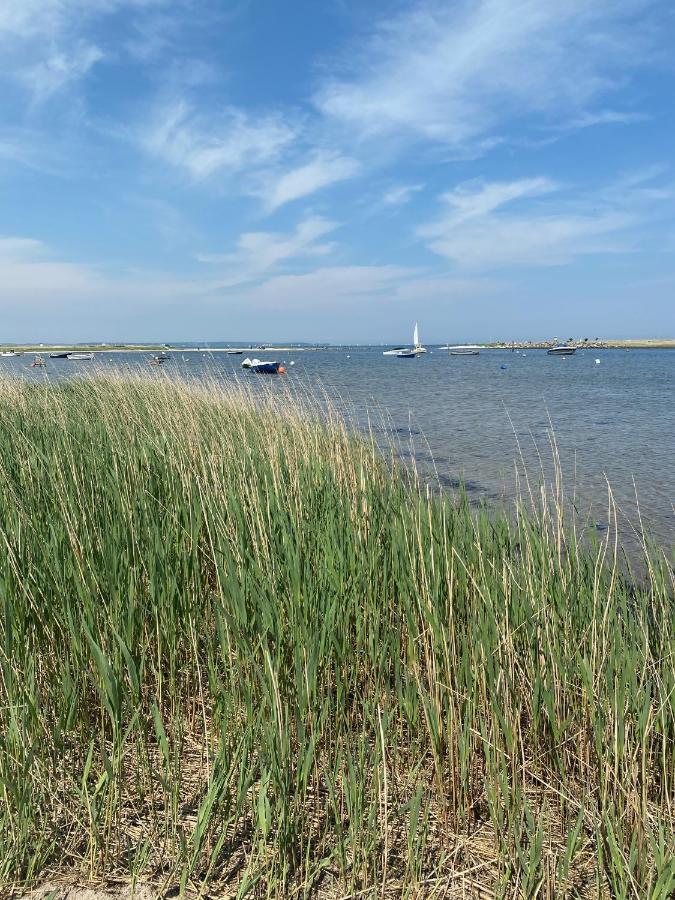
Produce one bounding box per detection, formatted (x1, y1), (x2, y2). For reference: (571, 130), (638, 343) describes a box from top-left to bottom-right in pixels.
(383, 347), (407, 356)
(445, 345), (481, 356)
(242, 358), (284, 374)
(49, 351), (70, 358)
(149, 357), (165, 366)
(395, 350), (419, 358)
(31, 356), (46, 367)
(223, 348), (244, 355)
(153, 352), (170, 361)
(67, 352), (94, 360)
(547, 345), (576, 355)
(0, 350), (21, 357)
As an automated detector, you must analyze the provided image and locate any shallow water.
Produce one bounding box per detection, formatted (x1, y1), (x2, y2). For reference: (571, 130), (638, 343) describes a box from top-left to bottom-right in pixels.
(4, 346), (674, 553)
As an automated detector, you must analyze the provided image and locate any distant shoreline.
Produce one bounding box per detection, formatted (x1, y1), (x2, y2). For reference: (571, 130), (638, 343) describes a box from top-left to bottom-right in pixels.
(1, 338), (674, 353)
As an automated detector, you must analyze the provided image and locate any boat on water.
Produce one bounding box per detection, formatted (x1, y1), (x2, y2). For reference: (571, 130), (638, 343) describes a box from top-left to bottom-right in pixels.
(153, 352), (170, 361)
(384, 323), (426, 358)
(413, 322), (426, 354)
(444, 344), (481, 356)
(0, 350), (21, 357)
(49, 352), (70, 358)
(223, 349), (244, 355)
(67, 352), (94, 360)
(31, 356), (46, 367)
(547, 345), (576, 355)
(241, 358), (285, 374)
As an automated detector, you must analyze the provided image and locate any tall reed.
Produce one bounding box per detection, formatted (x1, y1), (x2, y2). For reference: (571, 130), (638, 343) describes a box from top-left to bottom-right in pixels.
(0, 373), (673, 898)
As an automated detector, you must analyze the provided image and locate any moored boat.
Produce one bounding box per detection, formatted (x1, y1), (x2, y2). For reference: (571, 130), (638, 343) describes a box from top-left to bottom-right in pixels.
(445, 344), (481, 356)
(49, 352), (70, 358)
(413, 322), (426, 354)
(547, 345), (576, 355)
(242, 358), (284, 374)
(31, 356), (46, 367)
(384, 322), (426, 358)
(67, 352), (94, 360)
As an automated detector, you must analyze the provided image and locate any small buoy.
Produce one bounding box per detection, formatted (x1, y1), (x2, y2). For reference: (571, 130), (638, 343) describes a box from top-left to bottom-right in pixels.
(595, 358), (601, 365)
(500, 364), (508, 370)
(346, 354), (350, 359)
(278, 366), (286, 374)
(522, 353), (526, 357)
(290, 360), (295, 366)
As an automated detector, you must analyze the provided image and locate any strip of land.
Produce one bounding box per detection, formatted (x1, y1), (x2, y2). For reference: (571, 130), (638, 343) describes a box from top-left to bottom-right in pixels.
(1, 337), (673, 353)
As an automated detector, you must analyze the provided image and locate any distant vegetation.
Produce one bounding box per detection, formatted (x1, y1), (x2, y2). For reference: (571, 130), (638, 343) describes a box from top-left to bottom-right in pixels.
(0, 375), (673, 897)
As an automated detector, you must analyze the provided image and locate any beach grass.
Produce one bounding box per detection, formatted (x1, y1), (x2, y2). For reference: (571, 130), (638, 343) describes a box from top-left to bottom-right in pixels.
(0, 373), (673, 898)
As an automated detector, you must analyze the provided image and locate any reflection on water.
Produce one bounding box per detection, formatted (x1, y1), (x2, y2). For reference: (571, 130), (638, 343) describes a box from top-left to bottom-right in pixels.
(3, 347), (674, 552)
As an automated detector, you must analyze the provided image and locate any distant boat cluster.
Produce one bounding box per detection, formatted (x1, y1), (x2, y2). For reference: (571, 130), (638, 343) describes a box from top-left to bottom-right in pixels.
(382, 323), (429, 357)
(383, 325), (483, 358)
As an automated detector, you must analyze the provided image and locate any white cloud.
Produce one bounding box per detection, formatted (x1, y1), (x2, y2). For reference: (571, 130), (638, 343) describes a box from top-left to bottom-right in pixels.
(0, 0), (174, 100)
(257, 154), (360, 211)
(141, 99), (296, 180)
(416, 175), (654, 268)
(197, 216), (339, 285)
(382, 183), (424, 206)
(19, 41), (104, 101)
(0, 235), (208, 317)
(315, 0), (657, 152)
(232, 264), (419, 310)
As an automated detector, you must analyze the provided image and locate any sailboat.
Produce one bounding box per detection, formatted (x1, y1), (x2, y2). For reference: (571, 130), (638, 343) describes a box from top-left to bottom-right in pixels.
(383, 322), (426, 357)
(413, 322), (426, 354)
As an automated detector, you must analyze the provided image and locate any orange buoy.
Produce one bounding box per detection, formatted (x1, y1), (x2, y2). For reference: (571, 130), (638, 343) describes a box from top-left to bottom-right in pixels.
(278, 365), (286, 374)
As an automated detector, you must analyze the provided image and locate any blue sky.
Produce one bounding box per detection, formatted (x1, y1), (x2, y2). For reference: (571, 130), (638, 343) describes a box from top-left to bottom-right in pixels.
(1, 0), (674, 343)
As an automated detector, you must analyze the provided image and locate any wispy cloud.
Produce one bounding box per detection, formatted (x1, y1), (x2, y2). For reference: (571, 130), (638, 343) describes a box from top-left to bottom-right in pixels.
(416, 171), (675, 268)
(197, 216), (339, 285)
(382, 183), (424, 206)
(19, 42), (104, 101)
(0, 0), (172, 99)
(256, 153), (361, 211)
(315, 0), (658, 152)
(141, 99), (296, 180)
(232, 264), (420, 310)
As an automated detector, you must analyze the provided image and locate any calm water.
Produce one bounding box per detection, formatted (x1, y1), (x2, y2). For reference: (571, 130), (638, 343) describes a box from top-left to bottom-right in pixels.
(4, 347), (674, 552)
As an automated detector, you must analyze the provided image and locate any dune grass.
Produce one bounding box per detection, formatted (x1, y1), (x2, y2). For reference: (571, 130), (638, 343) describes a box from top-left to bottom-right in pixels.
(0, 373), (673, 898)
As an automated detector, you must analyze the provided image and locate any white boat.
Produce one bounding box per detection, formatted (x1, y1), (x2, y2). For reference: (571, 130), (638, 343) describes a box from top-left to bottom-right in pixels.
(67, 352), (94, 360)
(413, 322), (426, 354)
(0, 350), (21, 357)
(444, 344), (482, 356)
(547, 345), (576, 356)
(384, 323), (426, 358)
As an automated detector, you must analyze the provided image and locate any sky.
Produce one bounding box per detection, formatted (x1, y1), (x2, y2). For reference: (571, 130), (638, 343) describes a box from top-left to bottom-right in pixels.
(1, 0), (674, 343)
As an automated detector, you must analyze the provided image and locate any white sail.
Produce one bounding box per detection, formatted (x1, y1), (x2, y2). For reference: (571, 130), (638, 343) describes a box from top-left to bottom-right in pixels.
(413, 322), (419, 348)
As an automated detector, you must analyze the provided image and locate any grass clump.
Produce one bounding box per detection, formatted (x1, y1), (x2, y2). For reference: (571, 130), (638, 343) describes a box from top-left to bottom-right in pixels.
(0, 373), (673, 898)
